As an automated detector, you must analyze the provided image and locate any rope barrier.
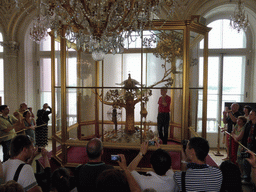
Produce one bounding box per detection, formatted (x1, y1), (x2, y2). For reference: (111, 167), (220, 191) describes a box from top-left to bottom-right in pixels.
(224, 130), (256, 156)
(0, 124), (47, 140)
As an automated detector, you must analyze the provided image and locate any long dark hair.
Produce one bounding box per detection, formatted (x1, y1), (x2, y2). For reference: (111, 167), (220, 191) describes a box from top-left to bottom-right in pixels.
(220, 161), (242, 192)
(51, 168), (71, 192)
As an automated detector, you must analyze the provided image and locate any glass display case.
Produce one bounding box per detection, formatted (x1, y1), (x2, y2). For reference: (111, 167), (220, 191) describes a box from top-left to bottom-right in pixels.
(50, 19), (211, 166)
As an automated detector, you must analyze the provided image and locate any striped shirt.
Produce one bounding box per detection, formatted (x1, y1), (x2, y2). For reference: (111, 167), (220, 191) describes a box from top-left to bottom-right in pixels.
(174, 163), (222, 192)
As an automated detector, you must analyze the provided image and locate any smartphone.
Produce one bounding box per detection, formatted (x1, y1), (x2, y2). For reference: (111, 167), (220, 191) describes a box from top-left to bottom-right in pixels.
(111, 155), (120, 161)
(38, 148), (41, 152)
(241, 152), (250, 158)
(148, 141), (155, 146)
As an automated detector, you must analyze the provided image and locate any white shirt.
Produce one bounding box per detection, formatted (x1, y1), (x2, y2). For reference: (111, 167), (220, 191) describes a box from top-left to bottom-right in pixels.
(131, 169), (179, 192)
(3, 159), (38, 191)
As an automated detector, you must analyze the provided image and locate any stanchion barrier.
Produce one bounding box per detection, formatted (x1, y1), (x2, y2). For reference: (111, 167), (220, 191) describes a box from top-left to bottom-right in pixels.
(213, 125), (224, 156)
(0, 124), (47, 140)
(225, 131), (256, 156)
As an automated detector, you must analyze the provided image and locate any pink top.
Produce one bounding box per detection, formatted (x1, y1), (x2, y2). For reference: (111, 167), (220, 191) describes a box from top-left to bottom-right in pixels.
(158, 95), (171, 113)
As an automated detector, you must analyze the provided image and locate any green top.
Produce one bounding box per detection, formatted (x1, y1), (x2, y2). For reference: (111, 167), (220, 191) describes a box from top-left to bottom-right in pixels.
(0, 115), (17, 142)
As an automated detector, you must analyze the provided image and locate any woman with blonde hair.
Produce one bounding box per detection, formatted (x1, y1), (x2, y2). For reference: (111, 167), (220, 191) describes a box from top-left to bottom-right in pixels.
(231, 116), (248, 174)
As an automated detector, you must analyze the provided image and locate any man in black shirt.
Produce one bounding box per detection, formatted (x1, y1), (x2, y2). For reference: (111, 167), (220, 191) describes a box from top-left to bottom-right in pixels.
(75, 138), (113, 192)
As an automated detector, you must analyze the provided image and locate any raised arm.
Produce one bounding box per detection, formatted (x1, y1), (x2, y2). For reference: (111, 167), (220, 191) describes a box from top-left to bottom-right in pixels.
(228, 112), (238, 123)
(118, 154), (141, 192)
(223, 111), (228, 124)
(128, 142), (148, 171)
(246, 150), (256, 185)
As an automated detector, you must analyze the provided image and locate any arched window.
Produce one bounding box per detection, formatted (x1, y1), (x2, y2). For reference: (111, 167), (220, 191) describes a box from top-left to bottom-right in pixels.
(199, 19), (248, 133)
(0, 32), (4, 104)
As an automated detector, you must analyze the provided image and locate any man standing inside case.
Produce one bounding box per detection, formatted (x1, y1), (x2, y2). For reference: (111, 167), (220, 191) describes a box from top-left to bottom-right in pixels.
(157, 88), (171, 144)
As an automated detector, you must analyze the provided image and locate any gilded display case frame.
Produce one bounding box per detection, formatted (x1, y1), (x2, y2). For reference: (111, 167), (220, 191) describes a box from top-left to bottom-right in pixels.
(50, 19), (211, 167)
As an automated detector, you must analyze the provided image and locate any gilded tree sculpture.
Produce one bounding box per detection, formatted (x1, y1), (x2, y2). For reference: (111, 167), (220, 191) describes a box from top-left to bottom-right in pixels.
(97, 30), (183, 138)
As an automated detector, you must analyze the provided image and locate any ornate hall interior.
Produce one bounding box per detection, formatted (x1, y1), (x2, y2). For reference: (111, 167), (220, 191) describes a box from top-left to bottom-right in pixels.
(0, 0), (256, 171)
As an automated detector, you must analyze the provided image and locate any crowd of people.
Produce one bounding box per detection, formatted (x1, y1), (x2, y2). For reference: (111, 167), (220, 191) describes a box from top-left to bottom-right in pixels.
(0, 134), (256, 191)
(222, 103), (256, 185)
(2, 101), (256, 191)
(0, 103), (52, 162)
(0, 131), (225, 192)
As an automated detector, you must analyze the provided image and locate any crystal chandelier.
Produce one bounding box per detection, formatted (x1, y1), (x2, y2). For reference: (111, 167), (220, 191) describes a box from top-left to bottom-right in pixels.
(16, 0), (174, 60)
(30, 17), (48, 44)
(230, 0), (250, 33)
(16, 0), (48, 43)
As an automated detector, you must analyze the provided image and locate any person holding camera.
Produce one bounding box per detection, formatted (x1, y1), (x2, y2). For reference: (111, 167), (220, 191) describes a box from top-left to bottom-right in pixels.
(2, 134), (50, 192)
(127, 141), (178, 192)
(36, 103), (52, 148)
(96, 154), (141, 192)
(174, 137), (222, 191)
(241, 109), (256, 184)
(245, 150), (256, 186)
(222, 103), (241, 160)
(75, 138), (114, 192)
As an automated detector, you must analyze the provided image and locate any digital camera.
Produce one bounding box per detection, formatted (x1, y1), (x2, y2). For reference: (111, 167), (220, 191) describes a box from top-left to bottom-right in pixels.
(241, 152), (250, 159)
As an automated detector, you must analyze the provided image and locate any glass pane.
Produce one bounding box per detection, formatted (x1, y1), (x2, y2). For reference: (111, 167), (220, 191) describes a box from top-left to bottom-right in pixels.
(81, 124), (96, 139)
(79, 52), (96, 88)
(40, 58), (51, 92)
(55, 44), (61, 87)
(0, 33), (3, 52)
(123, 31), (141, 49)
(123, 53), (143, 85)
(40, 35), (51, 51)
(103, 54), (122, 87)
(0, 59), (3, 103)
(66, 56), (77, 87)
(66, 89), (77, 126)
(223, 56), (244, 95)
(145, 30), (183, 88)
(198, 56), (220, 133)
(146, 53), (173, 87)
(208, 57), (219, 95)
(40, 33), (61, 51)
(172, 89), (182, 140)
(223, 20), (246, 48)
(55, 87), (62, 135)
(190, 31), (203, 88)
(222, 56), (245, 111)
(200, 19), (246, 49)
(207, 57), (219, 133)
(189, 89), (201, 136)
(195, 89), (203, 136)
(40, 58), (52, 125)
(80, 88), (95, 122)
